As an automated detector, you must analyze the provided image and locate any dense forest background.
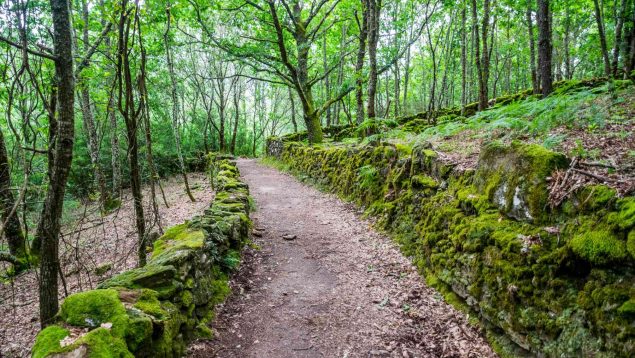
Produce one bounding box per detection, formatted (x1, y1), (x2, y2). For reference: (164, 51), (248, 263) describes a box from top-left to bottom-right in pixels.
(1, 0), (634, 332)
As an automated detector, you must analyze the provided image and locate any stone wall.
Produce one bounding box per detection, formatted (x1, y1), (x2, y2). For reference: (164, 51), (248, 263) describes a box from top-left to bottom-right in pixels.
(32, 157), (250, 358)
(267, 136), (635, 357)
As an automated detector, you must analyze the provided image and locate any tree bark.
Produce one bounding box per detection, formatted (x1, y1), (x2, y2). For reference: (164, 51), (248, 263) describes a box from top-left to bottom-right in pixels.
(165, 3), (195, 202)
(289, 87), (298, 133)
(613, 0), (628, 77)
(0, 128), (26, 266)
(355, 2), (369, 124)
(594, 0), (612, 76)
(461, 3), (467, 114)
(526, 1), (540, 94)
(366, 0), (380, 125)
(38, 0), (76, 326)
(537, 0), (553, 96)
(231, 80), (240, 154)
(116, 0), (146, 267)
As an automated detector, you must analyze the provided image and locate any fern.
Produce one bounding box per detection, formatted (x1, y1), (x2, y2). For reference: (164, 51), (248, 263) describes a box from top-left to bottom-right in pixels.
(358, 165), (379, 190)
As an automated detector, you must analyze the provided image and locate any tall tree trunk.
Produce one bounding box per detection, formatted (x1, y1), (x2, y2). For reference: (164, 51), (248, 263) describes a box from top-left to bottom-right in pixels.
(355, 1), (369, 124)
(231, 80), (240, 154)
(140, 42), (169, 215)
(472, 0), (490, 111)
(613, 0), (628, 77)
(594, 0), (612, 76)
(322, 36), (332, 127)
(366, 0), (380, 125)
(165, 3), (195, 202)
(99, 0), (121, 199)
(0, 129), (26, 267)
(563, 2), (573, 79)
(37, 0), (76, 326)
(461, 3), (467, 114)
(537, 0), (553, 96)
(289, 87), (298, 133)
(479, 0), (491, 110)
(78, 0), (107, 208)
(117, 0), (146, 267)
(526, 1), (540, 93)
(625, 18), (635, 76)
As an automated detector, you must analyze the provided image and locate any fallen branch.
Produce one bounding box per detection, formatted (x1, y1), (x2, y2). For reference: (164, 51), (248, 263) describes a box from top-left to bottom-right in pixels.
(572, 168), (625, 183)
(579, 161), (616, 169)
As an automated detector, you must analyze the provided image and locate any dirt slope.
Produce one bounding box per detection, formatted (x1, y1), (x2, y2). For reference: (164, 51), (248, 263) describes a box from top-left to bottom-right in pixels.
(187, 159), (495, 358)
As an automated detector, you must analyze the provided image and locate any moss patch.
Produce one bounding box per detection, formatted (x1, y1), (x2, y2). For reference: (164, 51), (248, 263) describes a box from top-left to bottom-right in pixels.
(569, 231), (627, 265)
(59, 289), (129, 336)
(32, 326), (69, 358)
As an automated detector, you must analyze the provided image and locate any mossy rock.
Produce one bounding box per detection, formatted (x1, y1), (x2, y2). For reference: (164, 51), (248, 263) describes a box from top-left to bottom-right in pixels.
(615, 198), (635, 230)
(475, 141), (569, 223)
(59, 289), (129, 335)
(627, 230), (635, 260)
(569, 231), (627, 266)
(152, 223), (205, 258)
(99, 264), (177, 294)
(32, 326), (70, 358)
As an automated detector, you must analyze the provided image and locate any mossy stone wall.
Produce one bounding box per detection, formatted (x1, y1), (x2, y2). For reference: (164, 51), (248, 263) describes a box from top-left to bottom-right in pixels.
(268, 136), (635, 357)
(32, 157), (250, 358)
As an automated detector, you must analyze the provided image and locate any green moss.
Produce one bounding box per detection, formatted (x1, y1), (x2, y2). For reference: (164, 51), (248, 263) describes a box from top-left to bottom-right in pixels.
(132, 289), (166, 319)
(618, 299), (635, 317)
(152, 223), (205, 257)
(209, 279), (231, 305)
(569, 231), (627, 265)
(69, 327), (133, 358)
(578, 185), (617, 211)
(411, 175), (438, 190)
(195, 323), (214, 339)
(616, 198), (635, 230)
(60, 289), (129, 336)
(627, 230), (635, 260)
(32, 325), (69, 358)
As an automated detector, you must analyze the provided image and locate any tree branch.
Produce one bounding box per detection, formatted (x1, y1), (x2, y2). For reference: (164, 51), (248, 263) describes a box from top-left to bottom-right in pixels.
(0, 35), (58, 61)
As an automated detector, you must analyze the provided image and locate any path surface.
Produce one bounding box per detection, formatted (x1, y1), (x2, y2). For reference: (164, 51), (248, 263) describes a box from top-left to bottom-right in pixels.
(188, 159), (495, 358)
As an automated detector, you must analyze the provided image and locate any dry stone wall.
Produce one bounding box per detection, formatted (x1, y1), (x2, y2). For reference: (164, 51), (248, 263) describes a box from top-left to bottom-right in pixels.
(31, 156), (250, 358)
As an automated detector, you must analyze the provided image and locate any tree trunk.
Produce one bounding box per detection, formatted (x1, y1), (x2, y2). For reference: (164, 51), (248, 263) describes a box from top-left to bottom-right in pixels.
(537, 0), (553, 96)
(355, 2), (369, 124)
(165, 3), (195, 202)
(461, 4), (467, 114)
(76, 0), (108, 208)
(0, 128), (26, 267)
(231, 81), (240, 154)
(38, 0), (76, 327)
(289, 87), (298, 133)
(366, 0), (380, 124)
(526, 1), (540, 94)
(117, 0), (146, 267)
(594, 0), (612, 76)
(613, 0), (628, 77)
(479, 0), (491, 110)
(563, 2), (573, 79)
(322, 36), (332, 127)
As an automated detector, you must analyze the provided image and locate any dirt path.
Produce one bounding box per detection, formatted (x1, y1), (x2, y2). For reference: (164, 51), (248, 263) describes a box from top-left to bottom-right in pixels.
(188, 159), (495, 358)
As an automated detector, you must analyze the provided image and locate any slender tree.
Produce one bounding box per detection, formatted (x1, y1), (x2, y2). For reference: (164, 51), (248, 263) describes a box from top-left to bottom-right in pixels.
(37, 0), (76, 326)
(537, 0), (553, 96)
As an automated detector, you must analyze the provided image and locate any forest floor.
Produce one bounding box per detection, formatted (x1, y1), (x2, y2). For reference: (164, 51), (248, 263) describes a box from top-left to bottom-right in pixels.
(187, 159), (495, 358)
(0, 173), (213, 358)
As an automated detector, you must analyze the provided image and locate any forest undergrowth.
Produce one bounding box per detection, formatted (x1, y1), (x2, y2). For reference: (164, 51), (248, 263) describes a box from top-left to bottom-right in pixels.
(0, 173), (213, 358)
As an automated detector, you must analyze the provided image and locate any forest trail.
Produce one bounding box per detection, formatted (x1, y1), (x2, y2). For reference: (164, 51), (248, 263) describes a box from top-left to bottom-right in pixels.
(187, 159), (495, 358)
